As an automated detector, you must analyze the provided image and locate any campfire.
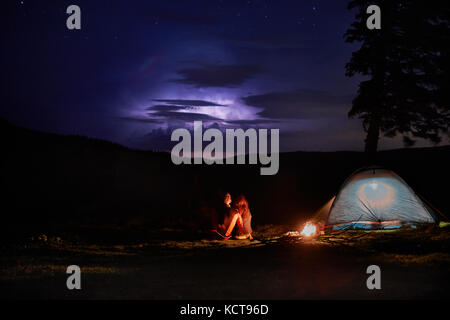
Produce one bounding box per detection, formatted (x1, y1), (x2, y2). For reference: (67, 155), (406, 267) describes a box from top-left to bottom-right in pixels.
(301, 222), (317, 237)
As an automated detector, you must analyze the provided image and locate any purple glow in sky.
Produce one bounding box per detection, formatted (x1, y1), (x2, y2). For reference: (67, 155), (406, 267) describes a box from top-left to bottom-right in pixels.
(1, 0), (443, 152)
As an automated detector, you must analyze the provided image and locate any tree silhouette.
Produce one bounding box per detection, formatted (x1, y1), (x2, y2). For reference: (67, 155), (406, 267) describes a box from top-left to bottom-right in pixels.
(345, 0), (449, 161)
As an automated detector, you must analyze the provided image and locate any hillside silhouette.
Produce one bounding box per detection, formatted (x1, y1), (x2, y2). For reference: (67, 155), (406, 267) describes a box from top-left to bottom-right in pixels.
(1, 118), (448, 236)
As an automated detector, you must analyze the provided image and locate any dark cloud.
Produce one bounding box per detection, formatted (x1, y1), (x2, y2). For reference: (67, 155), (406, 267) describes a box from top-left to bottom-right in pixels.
(172, 64), (263, 88)
(146, 105), (190, 112)
(145, 110), (280, 128)
(223, 119), (281, 126)
(147, 111), (221, 122)
(152, 99), (225, 106)
(242, 89), (352, 119)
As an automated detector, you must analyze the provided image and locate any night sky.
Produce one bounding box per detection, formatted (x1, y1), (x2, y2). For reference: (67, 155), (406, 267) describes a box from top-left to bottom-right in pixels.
(0, 0), (437, 151)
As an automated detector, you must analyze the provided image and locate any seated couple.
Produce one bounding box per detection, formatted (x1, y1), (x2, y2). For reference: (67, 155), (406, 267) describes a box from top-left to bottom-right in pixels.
(213, 193), (253, 240)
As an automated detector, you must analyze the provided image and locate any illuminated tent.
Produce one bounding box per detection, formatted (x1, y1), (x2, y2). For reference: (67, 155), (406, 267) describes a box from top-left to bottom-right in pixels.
(313, 167), (443, 230)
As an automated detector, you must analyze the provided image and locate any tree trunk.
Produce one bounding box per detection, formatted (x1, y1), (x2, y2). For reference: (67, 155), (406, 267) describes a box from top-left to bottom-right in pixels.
(365, 46), (385, 164)
(364, 111), (381, 164)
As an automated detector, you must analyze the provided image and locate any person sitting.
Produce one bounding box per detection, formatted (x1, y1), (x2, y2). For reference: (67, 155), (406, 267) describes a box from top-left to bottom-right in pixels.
(209, 192), (228, 233)
(222, 194), (253, 240)
(215, 193), (234, 234)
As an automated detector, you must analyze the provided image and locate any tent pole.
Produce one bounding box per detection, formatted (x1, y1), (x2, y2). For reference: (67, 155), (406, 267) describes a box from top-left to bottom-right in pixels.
(417, 193), (448, 221)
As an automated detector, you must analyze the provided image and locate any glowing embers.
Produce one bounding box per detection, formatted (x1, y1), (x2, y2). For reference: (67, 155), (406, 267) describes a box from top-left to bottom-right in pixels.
(357, 179), (396, 210)
(300, 222), (317, 237)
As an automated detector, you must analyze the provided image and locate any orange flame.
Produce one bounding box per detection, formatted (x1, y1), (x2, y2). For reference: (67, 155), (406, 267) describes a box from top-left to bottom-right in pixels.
(301, 222), (317, 237)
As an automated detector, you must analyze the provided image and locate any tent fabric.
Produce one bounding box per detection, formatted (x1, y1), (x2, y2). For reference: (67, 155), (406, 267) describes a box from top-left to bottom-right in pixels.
(324, 168), (436, 227)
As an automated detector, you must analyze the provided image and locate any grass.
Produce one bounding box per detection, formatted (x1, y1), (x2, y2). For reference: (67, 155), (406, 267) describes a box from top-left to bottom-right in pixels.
(1, 223), (449, 282)
(305, 224), (450, 266)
